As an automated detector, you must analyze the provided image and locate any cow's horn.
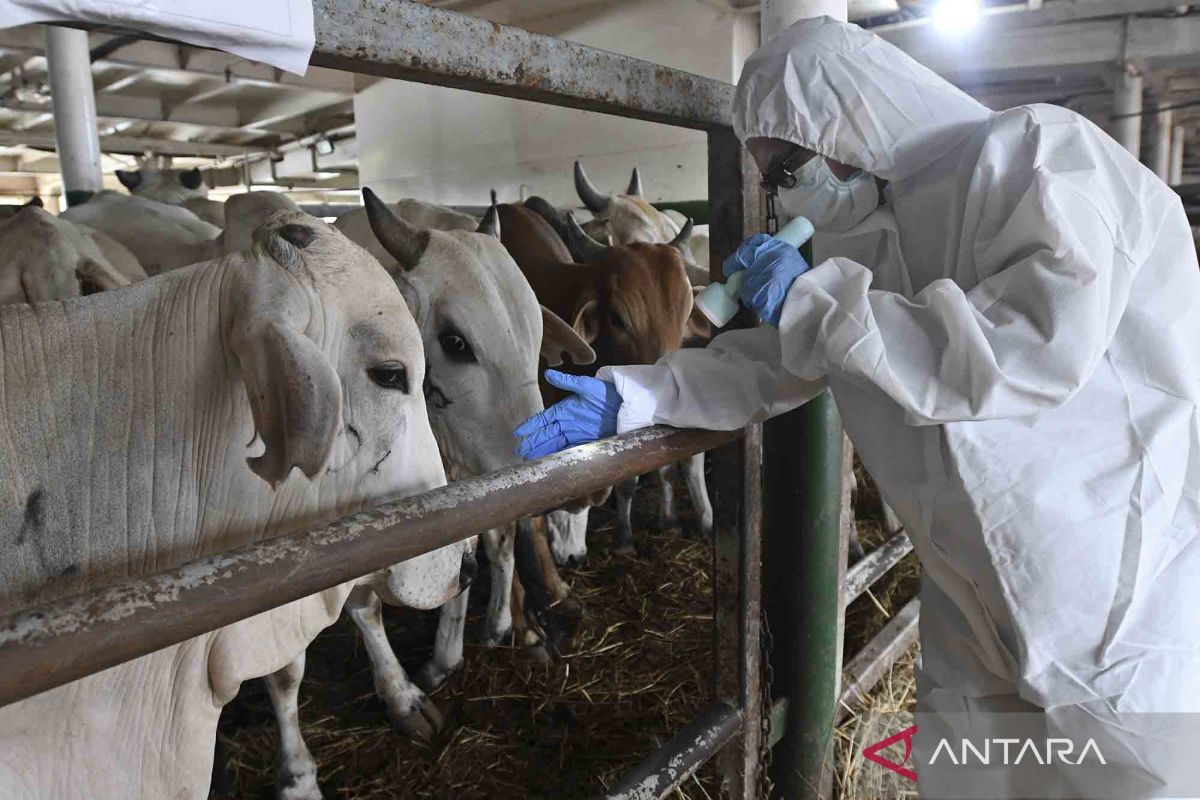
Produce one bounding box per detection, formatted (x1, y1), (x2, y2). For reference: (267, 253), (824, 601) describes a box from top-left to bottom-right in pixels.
(477, 203), (501, 239)
(574, 161), (611, 213)
(626, 167), (643, 197)
(566, 213), (608, 263)
(668, 218), (694, 252)
(362, 186), (428, 272)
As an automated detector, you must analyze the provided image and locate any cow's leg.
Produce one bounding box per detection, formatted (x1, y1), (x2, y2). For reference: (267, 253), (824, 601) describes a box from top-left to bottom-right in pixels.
(547, 508), (581, 566)
(615, 476), (638, 554)
(655, 464), (682, 532)
(510, 572), (551, 664)
(345, 586), (443, 741)
(482, 525), (515, 645)
(415, 589), (468, 693)
(263, 654), (323, 800)
(680, 453), (713, 537)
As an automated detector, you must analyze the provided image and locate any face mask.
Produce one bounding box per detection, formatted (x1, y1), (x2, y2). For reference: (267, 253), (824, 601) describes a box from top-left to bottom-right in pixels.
(776, 157), (879, 233)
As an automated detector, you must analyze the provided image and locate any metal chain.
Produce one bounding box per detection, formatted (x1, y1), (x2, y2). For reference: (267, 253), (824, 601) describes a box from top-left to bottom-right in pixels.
(757, 608), (776, 799)
(765, 191), (780, 236)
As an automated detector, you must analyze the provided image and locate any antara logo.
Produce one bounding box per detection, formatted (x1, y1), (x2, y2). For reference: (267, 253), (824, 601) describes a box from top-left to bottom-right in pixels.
(861, 724), (1107, 783)
(929, 737), (1107, 766)
(863, 724), (919, 782)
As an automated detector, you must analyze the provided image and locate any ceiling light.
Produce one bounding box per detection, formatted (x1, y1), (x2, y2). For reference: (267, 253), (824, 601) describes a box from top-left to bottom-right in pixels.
(931, 0), (980, 33)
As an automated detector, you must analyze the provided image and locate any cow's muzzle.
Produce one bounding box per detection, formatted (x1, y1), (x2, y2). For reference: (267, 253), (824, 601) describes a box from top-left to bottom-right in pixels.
(458, 550), (478, 594)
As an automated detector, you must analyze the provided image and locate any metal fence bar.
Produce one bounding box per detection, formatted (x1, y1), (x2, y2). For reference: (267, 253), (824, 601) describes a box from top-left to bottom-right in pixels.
(836, 599), (920, 724)
(766, 393), (847, 800)
(603, 702), (743, 799)
(706, 122), (768, 798)
(310, 0), (733, 130)
(0, 426), (737, 709)
(844, 531), (913, 606)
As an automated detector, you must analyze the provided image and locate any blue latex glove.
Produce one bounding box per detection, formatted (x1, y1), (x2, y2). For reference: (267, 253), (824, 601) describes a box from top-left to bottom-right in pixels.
(722, 233), (811, 327)
(515, 370), (622, 460)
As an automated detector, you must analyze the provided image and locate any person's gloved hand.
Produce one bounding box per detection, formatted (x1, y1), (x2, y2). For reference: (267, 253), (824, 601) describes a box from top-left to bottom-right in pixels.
(515, 370), (622, 460)
(722, 233), (811, 327)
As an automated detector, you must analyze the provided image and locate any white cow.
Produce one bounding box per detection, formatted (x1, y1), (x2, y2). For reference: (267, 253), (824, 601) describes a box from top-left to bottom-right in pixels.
(117, 166), (226, 227)
(78, 225), (149, 283)
(246, 194), (594, 800)
(0, 196), (43, 221)
(574, 162), (710, 285)
(0, 205), (131, 303)
(61, 190), (222, 275)
(0, 211), (471, 800)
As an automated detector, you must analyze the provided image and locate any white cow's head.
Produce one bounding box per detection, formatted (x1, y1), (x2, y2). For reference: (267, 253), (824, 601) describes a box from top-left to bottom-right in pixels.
(361, 188), (595, 479)
(226, 210), (470, 608)
(117, 166), (209, 204)
(0, 206), (130, 304)
(574, 162), (705, 279)
(220, 192), (301, 255)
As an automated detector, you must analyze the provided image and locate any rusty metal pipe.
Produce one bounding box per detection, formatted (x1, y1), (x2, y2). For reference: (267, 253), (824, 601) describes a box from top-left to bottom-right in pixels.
(844, 530), (913, 607)
(0, 426), (737, 709)
(604, 702), (743, 799)
(836, 599), (920, 724)
(310, 0), (734, 130)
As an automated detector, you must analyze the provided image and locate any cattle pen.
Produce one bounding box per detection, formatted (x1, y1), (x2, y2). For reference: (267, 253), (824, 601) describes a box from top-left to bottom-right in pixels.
(0, 3), (916, 797)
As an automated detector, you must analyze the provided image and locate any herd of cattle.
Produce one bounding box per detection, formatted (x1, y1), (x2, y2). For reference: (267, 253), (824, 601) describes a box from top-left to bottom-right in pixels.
(0, 163), (719, 799)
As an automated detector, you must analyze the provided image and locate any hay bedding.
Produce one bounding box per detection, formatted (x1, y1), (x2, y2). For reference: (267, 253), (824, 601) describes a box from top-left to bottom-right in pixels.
(214, 475), (723, 799)
(213, 461), (919, 799)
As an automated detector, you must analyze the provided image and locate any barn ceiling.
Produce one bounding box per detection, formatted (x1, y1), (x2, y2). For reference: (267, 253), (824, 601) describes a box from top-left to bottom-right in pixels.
(1, 0), (1198, 199)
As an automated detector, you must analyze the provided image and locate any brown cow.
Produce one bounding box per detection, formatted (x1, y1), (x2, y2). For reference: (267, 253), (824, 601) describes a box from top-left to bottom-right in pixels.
(498, 200), (710, 555)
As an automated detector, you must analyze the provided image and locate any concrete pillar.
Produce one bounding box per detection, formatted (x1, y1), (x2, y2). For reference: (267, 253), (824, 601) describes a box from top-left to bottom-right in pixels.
(1111, 66), (1143, 160)
(1151, 108), (1173, 180)
(1170, 124), (1186, 185)
(762, 0), (847, 43)
(45, 26), (102, 206)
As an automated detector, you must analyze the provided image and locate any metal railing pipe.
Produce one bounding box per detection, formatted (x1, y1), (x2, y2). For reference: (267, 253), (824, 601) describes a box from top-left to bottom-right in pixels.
(310, 0), (733, 130)
(836, 599), (920, 724)
(844, 530), (913, 606)
(604, 703), (743, 799)
(0, 426), (737, 709)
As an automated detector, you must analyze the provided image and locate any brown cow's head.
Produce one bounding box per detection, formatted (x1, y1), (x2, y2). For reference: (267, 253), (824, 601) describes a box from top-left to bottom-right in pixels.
(563, 214), (696, 366)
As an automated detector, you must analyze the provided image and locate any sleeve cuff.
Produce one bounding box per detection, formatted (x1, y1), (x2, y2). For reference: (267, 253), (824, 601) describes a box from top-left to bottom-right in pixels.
(598, 365), (661, 434)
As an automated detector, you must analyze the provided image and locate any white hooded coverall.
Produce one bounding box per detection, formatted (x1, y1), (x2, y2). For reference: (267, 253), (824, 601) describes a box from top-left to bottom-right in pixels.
(600, 18), (1200, 798)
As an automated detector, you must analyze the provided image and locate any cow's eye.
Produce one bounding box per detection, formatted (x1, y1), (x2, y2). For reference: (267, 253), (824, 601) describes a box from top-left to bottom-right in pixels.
(438, 328), (476, 364)
(368, 364), (409, 393)
(608, 309), (627, 330)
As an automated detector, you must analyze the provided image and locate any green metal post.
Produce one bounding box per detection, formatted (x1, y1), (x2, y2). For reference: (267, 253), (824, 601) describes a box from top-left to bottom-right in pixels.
(765, 391), (845, 799)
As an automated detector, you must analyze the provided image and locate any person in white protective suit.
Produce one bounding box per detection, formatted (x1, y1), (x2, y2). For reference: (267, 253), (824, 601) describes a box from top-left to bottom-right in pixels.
(515, 17), (1200, 799)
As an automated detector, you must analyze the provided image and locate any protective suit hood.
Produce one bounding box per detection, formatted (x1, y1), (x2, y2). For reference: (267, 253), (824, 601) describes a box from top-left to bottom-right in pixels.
(733, 17), (993, 181)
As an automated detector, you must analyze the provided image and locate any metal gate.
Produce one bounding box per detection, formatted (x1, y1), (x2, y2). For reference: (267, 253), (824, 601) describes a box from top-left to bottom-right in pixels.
(0, 3), (918, 797)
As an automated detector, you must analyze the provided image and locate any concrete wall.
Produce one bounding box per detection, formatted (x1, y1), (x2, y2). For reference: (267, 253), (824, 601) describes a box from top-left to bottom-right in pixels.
(354, 0), (756, 206)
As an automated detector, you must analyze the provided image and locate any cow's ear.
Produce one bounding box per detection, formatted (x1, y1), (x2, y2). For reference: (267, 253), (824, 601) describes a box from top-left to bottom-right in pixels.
(230, 317), (342, 488)
(116, 170), (141, 191)
(76, 257), (130, 294)
(180, 168), (204, 190)
(571, 297), (601, 344)
(686, 285), (712, 340)
(541, 305), (595, 366)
